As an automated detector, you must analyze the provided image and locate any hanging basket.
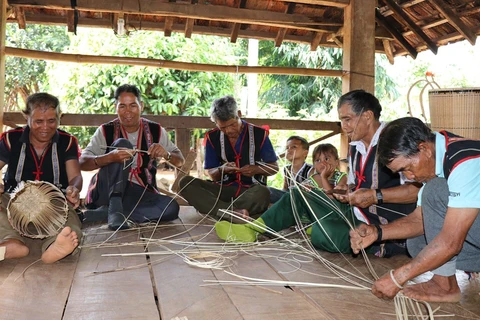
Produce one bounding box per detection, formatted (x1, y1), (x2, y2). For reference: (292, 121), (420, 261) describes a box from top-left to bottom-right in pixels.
(429, 88), (480, 139)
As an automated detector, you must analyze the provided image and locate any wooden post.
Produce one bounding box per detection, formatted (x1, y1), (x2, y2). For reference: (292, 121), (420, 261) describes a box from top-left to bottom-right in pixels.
(0, 0), (7, 131)
(175, 128), (191, 165)
(340, 0), (376, 163)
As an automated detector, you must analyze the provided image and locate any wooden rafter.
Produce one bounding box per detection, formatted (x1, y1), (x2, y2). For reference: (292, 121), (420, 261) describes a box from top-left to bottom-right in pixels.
(66, 9), (75, 32)
(275, 0), (349, 8)
(5, 46), (345, 77)
(230, 0), (248, 43)
(375, 8), (417, 58)
(8, 0), (339, 34)
(428, 0), (476, 45)
(15, 6), (26, 29)
(381, 0), (426, 17)
(310, 32), (323, 51)
(382, 39), (394, 64)
(164, 17), (174, 36)
(275, 3), (296, 47)
(383, 0), (438, 54)
(21, 13), (337, 47)
(184, 18), (194, 38)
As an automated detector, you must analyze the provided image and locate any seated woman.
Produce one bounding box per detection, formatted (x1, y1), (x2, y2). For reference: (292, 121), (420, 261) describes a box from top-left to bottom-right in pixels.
(215, 143), (360, 253)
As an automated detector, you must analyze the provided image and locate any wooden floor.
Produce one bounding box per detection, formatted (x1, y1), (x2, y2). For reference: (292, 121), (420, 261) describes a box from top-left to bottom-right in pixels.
(1, 206), (479, 320)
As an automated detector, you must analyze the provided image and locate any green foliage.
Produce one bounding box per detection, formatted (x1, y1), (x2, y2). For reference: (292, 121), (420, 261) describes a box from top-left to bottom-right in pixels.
(51, 29), (241, 145)
(257, 42), (343, 117)
(257, 43), (398, 119)
(5, 25), (69, 110)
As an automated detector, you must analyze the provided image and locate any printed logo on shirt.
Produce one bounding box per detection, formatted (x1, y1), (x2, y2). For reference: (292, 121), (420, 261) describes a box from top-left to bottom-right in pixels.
(449, 191), (460, 197)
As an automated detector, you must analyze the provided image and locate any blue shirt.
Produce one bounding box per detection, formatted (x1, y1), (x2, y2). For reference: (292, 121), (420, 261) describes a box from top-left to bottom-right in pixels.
(204, 121), (277, 169)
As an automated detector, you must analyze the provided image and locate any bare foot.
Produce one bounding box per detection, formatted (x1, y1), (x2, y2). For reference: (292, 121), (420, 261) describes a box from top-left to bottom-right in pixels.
(0, 239), (29, 259)
(404, 274), (461, 302)
(233, 208), (251, 221)
(41, 227), (79, 264)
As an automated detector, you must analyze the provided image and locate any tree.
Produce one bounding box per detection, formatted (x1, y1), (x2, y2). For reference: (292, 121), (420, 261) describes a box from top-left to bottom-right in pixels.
(5, 25), (70, 110)
(49, 29), (242, 146)
(256, 41), (398, 119)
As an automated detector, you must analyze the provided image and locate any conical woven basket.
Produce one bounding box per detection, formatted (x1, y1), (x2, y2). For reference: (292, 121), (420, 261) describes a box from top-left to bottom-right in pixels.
(7, 180), (69, 239)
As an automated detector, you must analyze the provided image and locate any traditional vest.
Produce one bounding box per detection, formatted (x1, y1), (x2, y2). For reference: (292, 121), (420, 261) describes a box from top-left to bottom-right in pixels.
(350, 144), (416, 225)
(440, 131), (480, 178)
(102, 118), (161, 190)
(284, 162), (313, 188)
(205, 122), (269, 187)
(2, 127), (78, 192)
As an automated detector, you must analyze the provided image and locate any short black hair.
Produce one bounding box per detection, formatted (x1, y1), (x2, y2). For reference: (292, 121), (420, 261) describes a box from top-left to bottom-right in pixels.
(312, 143), (339, 162)
(337, 89), (382, 120)
(378, 117), (435, 166)
(287, 136), (309, 151)
(114, 84), (142, 102)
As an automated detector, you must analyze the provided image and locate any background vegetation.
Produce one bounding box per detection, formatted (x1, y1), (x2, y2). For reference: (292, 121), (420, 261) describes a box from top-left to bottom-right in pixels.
(5, 24), (480, 188)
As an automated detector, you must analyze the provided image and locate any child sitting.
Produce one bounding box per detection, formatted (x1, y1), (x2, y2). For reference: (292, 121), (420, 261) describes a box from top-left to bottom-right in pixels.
(269, 136), (313, 203)
(215, 143), (360, 253)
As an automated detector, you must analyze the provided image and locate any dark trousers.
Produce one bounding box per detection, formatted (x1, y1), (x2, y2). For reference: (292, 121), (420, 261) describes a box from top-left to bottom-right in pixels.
(407, 177), (480, 275)
(86, 139), (179, 223)
(178, 176), (270, 219)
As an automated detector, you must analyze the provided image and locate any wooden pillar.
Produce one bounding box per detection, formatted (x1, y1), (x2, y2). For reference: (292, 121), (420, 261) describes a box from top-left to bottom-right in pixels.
(340, 0), (376, 163)
(175, 127), (191, 163)
(0, 0), (7, 131)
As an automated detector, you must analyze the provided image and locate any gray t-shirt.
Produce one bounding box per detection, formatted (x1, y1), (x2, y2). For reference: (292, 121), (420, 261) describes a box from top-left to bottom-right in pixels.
(82, 123), (179, 185)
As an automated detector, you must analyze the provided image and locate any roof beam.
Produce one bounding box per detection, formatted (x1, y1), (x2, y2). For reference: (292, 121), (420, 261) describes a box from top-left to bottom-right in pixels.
(381, 0), (426, 17)
(66, 9), (75, 32)
(375, 8), (417, 58)
(230, 0), (248, 43)
(15, 7), (26, 29)
(383, 0), (438, 54)
(184, 18), (194, 38)
(8, 0), (338, 33)
(18, 13), (338, 47)
(5, 46), (345, 77)
(428, 0), (476, 45)
(275, 0), (349, 8)
(382, 39), (394, 64)
(164, 17), (174, 36)
(310, 32), (323, 51)
(275, 3), (296, 47)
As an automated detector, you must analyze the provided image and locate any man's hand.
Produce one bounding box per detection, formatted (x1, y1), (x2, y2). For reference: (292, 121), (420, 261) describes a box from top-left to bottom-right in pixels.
(221, 162), (240, 174)
(110, 148), (136, 163)
(345, 188), (376, 208)
(371, 270), (402, 299)
(238, 165), (258, 177)
(147, 143), (169, 160)
(350, 223), (377, 254)
(65, 185), (81, 209)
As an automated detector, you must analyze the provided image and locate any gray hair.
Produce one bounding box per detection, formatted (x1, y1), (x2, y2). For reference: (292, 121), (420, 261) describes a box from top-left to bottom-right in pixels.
(23, 92), (61, 121)
(210, 95), (238, 122)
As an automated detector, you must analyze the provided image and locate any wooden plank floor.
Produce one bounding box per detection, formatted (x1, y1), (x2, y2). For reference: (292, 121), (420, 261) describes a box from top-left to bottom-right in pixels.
(1, 206), (479, 320)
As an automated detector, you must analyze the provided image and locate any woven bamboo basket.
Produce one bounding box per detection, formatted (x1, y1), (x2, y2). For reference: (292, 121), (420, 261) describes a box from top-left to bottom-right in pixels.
(7, 181), (69, 239)
(429, 88), (480, 139)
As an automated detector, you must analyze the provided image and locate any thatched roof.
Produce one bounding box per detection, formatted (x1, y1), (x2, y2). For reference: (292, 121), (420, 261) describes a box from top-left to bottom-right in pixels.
(5, 0), (480, 60)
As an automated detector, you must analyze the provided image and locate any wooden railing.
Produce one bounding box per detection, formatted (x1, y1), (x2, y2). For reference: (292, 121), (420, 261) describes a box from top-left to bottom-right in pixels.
(3, 112), (343, 157)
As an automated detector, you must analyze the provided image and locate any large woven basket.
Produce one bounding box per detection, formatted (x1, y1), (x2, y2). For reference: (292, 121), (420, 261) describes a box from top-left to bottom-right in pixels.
(7, 181), (69, 239)
(429, 88), (480, 139)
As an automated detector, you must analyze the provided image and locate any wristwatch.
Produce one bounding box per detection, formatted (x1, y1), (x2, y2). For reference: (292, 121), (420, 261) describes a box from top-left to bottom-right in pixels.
(376, 189), (383, 205)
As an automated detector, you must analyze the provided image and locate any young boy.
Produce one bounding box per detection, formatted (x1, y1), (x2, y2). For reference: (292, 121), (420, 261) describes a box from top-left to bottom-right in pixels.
(269, 136), (313, 203)
(217, 143), (358, 254)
